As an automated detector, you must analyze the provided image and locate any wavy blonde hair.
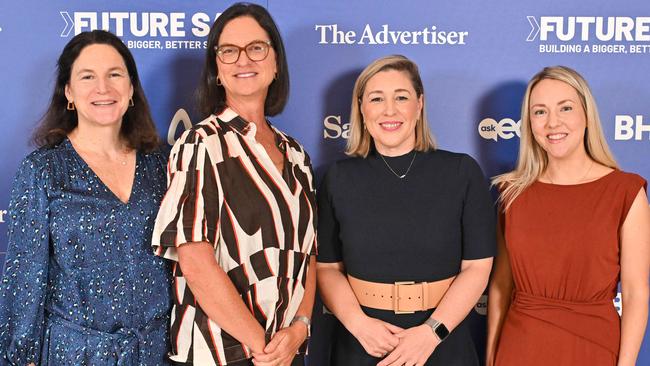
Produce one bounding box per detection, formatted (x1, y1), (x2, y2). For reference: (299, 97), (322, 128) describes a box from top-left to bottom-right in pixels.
(346, 55), (436, 157)
(493, 65), (618, 210)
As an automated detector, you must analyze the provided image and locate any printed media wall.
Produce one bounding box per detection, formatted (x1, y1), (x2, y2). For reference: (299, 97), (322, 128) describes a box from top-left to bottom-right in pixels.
(0, 1), (648, 364)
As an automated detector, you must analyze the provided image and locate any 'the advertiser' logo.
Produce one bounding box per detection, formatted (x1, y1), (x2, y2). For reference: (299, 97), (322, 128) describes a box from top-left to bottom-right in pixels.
(315, 23), (469, 45)
(478, 118), (521, 141)
(0, 209), (7, 223)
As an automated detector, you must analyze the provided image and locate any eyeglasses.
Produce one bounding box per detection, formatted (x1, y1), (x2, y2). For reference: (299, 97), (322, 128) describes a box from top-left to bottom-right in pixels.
(214, 40), (272, 64)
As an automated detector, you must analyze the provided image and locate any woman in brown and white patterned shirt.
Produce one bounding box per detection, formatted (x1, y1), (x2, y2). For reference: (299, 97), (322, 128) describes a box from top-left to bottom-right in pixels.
(152, 3), (317, 366)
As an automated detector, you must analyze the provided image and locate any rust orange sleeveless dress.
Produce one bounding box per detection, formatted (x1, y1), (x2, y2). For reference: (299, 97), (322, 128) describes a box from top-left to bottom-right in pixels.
(495, 170), (647, 366)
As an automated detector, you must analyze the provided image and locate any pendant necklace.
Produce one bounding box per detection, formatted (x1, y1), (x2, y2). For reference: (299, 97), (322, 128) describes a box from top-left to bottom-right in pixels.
(120, 150), (128, 166)
(379, 151), (417, 179)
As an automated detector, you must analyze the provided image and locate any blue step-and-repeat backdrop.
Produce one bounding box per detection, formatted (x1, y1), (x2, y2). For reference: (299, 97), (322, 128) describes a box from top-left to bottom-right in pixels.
(0, 1), (648, 364)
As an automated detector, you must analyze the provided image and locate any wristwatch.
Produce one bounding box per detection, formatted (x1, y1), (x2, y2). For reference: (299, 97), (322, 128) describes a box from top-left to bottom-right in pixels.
(291, 315), (311, 337)
(424, 318), (450, 342)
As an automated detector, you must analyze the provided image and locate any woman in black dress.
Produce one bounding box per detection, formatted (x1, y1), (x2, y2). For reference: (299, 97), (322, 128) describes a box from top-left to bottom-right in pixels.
(317, 55), (495, 366)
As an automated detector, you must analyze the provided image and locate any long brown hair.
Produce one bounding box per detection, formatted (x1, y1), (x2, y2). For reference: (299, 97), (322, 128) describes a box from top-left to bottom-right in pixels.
(33, 30), (160, 152)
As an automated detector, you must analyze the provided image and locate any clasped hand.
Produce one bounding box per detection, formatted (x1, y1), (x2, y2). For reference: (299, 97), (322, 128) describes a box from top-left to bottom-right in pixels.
(252, 322), (308, 366)
(376, 324), (439, 366)
(350, 315), (404, 358)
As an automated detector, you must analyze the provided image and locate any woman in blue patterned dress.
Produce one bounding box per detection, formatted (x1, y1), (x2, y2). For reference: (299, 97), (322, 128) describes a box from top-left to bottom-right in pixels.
(0, 30), (172, 365)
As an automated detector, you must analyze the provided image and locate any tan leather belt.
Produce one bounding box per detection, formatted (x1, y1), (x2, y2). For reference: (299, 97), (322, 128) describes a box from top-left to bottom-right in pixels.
(348, 275), (455, 314)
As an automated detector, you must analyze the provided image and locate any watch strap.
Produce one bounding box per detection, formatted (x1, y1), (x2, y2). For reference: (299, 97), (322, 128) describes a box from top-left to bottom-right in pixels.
(291, 315), (311, 337)
(424, 317), (449, 342)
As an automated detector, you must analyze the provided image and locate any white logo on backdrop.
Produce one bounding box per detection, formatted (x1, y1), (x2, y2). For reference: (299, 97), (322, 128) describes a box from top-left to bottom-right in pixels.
(615, 115), (650, 141)
(526, 16), (650, 54)
(526, 16), (540, 41)
(323, 115), (350, 139)
(478, 118), (521, 141)
(315, 24), (469, 45)
(59, 11), (222, 50)
(0, 209), (7, 224)
(478, 115), (650, 142)
(60, 11), (74, 37)
(167, 109), (194, 145)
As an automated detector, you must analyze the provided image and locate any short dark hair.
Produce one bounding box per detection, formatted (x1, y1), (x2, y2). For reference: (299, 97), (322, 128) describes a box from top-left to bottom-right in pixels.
(33, 30), (160, 152)
(196, 3), (289, 117)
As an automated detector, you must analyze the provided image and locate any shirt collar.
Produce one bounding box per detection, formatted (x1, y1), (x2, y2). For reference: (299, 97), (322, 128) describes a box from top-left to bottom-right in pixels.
(217, 107), (289, 148)
(217, 107), (251, 136)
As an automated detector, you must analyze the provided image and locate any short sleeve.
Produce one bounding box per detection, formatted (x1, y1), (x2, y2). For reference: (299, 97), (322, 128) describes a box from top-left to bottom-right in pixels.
(0, 155), (51, 365)
(304, 152), (318, 257)
(152, 130), (221, 261)
(316, 165), (343, 263)
(621, 173), (647, 225)
(460, 155), (497, 260)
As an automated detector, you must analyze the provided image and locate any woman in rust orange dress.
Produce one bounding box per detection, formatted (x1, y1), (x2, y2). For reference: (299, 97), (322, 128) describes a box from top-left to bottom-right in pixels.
(486, 66), (649, 366)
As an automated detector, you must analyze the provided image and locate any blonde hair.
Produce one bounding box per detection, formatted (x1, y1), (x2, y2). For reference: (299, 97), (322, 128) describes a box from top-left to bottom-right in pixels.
(493, 65), (618, 210)
(346, 55), (436, 157)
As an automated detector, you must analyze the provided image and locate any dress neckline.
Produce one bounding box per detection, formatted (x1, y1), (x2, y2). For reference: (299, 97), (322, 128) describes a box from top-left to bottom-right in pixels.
(374, 149), (416, 160)
(63, 137), (140, 205)
(535, 169), (618, 188)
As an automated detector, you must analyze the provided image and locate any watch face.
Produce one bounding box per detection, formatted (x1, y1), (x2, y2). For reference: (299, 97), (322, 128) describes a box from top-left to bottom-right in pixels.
(434, 323), (450, 340)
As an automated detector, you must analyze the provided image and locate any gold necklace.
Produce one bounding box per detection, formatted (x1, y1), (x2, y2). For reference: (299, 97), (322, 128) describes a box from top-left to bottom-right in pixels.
(120, 147), (129, 166)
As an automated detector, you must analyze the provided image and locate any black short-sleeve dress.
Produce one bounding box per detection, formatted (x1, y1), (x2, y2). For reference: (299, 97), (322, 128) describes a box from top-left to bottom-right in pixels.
(317, 149), (496, 366)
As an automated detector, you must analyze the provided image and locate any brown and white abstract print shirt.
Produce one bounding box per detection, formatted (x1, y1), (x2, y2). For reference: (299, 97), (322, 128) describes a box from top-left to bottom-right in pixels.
(152, 108), (317, 365)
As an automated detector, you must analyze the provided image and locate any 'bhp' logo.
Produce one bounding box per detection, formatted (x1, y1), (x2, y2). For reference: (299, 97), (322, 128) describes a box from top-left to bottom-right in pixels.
(615, 115), (650, 140)
(478, 118), (521, 141)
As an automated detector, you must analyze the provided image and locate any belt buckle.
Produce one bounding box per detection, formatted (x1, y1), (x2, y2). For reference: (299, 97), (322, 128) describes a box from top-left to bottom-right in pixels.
(393, 281), (416, 314)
